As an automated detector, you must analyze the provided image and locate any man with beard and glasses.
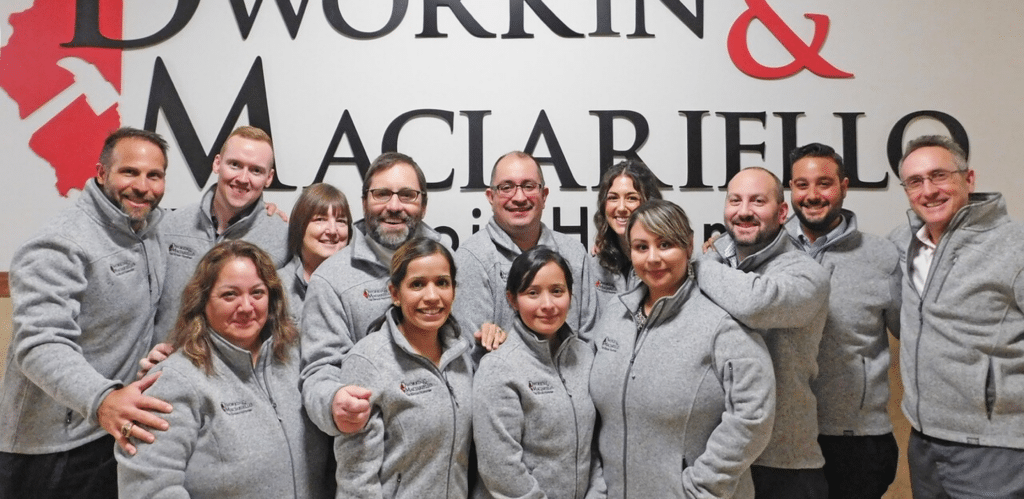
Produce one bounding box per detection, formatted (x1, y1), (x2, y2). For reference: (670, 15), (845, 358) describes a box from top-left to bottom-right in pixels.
(299, 152), (448, 436)
(785, 144), (902, 499)
(694, 166), (831, 499)
(453, 151), (597, 352)
(154, 125), (288, 341)
(0, 128), (174, 499)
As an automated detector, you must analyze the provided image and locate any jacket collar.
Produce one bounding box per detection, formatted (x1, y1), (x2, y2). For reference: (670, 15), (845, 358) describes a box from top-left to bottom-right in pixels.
(904, 192), (1007, 238)
(81, 178), (163, 239)
(484, 217), (556, 256)
(712, 227), (796, 272)
(512, 318), (575, 364)
(381, 307), (470, 371)
(198, 184), (265, 238)
(784, 209), (859, 253)
(348, 219), (445, 270)
(617, 276), (698, 330)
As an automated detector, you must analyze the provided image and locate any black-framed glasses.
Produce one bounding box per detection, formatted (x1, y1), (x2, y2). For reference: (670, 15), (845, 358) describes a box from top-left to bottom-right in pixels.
(366, 188), (423, 203)
(492, 181), (542, 197)
(900, 169), (966, 192)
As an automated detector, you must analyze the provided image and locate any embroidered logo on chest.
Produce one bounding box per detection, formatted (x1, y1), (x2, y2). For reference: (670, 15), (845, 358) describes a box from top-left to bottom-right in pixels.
(110, 261), (135, 276)
(362, 288), (390, 301)
(528, 380), (555, 395)
(594, 280), (617, 293)
(600, 337), (620, 352)
(168, 243), (197, 260)
(221, 401), (253, 415)
(400, 378), (434, 396)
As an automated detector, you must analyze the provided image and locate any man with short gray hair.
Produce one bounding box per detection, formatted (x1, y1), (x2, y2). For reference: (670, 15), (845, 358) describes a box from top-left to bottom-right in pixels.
(890, 134), (1024, 498)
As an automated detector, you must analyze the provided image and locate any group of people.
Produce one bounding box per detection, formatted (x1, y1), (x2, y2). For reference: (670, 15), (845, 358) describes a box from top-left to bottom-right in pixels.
(0, 124), (1021, 499)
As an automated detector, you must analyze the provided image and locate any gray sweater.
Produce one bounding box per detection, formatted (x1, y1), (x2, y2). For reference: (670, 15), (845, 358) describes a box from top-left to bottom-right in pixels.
(453, 218), (598, 343)
(695, 230), (829, 469)
(278, 255), (308, 327)
(589, 278), (776, 499)
(155, 185), (289, 340)
(473, 319), (597, 499)
(116, 333), (333, 499)
(0, 179), (165, 453)
(300, 221), (448, 435)
(334, 309), (473, 499)
(785, 212), (901, 436)
(589, 253), (640, 322)
(890, 192), (1024, 449)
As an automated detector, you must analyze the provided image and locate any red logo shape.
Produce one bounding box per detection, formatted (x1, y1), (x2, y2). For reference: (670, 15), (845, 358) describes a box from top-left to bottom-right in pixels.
(727, 0), (853, 80)
(0, 0), (123, 196)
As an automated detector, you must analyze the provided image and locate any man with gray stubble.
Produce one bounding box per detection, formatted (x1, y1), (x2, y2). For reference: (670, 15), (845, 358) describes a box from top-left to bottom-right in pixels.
(695, 166), (831, 499)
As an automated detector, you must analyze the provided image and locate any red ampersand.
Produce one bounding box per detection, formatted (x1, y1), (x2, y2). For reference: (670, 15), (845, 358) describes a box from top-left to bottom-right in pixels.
(728, 0), (853, 79)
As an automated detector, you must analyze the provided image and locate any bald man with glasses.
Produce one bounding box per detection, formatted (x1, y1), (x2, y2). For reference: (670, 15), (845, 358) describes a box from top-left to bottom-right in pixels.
(453, 151), (598, 350)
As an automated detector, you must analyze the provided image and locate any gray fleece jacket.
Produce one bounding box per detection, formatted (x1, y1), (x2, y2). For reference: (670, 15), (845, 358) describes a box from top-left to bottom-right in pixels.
(889, 192), (1024, 449)
(334, 308), (473, 499)
(453, 218), (598, 342)
(694, 229), (829, 470)
(785, 211), (902, 436)
(589, 278), (776, 499)
(116, 333), (332, 499)
(589, 253), (641, 321)
(472, 319), (597, 499)
(279, 255), (308, 327)
(155, 185), (289, 340)
(300, 221), (448, 435)
(0, 179), (164, 454)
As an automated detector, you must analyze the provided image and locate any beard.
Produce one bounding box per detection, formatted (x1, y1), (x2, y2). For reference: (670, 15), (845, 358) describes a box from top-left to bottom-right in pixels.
(367, 210), (421, 249)
(793, 202), (843, 235)
(726, 215), (779, 254)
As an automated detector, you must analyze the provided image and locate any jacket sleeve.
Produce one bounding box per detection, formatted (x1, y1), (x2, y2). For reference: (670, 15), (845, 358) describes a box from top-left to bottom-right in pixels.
(885, 254), (903, 340)
(472, 358), (547, 499)
(693, 251), (830, 330)
(683, 323), (776, 499)
(333, 355), (385, 499)
(9, 236), (121, 424)
(115, 366), (199, 499)
(299, 273), (357, 435)
(452, 247), (496, 340)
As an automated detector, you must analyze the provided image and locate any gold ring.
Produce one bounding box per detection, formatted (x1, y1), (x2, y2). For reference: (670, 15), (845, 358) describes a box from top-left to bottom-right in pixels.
(121, 421), (134, 439)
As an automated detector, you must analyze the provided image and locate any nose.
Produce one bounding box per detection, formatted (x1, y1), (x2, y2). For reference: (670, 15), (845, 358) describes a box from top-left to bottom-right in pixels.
(736, 200), (753, 217)
(919, 177), (940, 196)
(510, 185), (528, 203)
(324, 219), (338, 235)
(423, 283), (440, 302)
(237, 167), (250, 184)
(646, 248), (662, 264)
(238, 294), (255, 312)
(539, 292), (556, 311)
(386, 192), (403, 211)
(614, 198), (627, 214)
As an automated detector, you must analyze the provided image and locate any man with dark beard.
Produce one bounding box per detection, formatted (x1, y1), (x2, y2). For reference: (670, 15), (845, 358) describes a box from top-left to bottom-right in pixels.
(785, 143), (901, 499)
(0, 128), (173, 499)
(299, 152), (448, 436)
(694, 166), (831, 499)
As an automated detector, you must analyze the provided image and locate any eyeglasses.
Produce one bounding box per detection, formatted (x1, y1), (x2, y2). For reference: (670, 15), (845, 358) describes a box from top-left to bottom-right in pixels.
(366, 188), (423, 204)
(900, 169), (966, 192)
(492, 181), (542, 197)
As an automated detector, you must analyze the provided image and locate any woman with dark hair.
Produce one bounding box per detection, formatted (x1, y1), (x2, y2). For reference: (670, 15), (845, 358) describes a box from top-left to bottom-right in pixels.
(116, 240), (332, 499)
(589, 200), (776, 498)
(473, 246), (597, 499)
(279, 182), (352, 323)
(591, 160), (662, 311)
(334, 237), (473, 499)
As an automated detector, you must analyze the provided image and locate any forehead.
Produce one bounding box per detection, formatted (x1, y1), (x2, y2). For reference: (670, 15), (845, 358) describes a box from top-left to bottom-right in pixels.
(222, 135), (273, 159)
(404, 252), (451, 277)
(368, 162), (419, 188)
(110, 137), (167, 169)
(214, 257), (262, 284)
(792, 156), (840, 180)
(902, 146), (956, 177)
(609, 174), (639, 192)
(493, 155), (541, 184)
(727, 170), (777, 198)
